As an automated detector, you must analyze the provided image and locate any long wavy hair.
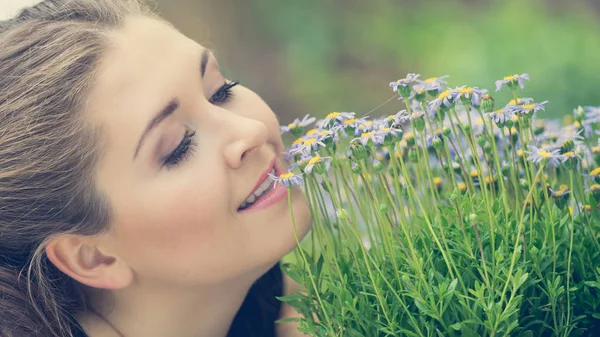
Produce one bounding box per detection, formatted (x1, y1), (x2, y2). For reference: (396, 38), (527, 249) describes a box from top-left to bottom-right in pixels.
(0, 1), (152, 336)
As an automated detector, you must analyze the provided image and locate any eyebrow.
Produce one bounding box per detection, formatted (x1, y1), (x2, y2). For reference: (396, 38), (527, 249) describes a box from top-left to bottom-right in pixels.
(133, 49), (211, 160)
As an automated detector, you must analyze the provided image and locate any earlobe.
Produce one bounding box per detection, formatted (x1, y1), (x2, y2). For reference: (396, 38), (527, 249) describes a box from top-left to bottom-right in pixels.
(45, 234), (133, 290)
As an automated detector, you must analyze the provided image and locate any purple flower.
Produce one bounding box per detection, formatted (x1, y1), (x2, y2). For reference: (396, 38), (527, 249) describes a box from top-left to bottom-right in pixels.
(269, 171), (303, 189)
(389, 73), (421, 93)
(495, 73), (530, 91)
(416, 75), (450, 93)
(319, 111), (356, 129)
(524, 145), (563, 167)
(453, 86), (488, 106)
(280, 114), (317, 135)
(289, 138), (327, 156)
(386, 109), (411, 127)
(512, 101), (548, 116)
(352, 131), (384, 146)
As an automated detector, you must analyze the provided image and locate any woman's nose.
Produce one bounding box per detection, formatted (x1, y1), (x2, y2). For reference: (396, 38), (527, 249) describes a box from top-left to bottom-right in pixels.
(222, 115), (269, 169)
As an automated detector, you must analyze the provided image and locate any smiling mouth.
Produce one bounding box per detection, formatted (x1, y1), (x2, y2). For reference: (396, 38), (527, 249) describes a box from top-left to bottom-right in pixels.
(237, 158), (277, 211)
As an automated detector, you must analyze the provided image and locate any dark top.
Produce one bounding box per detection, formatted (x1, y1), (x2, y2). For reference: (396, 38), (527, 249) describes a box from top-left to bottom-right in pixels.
(72, 263), (283, 337)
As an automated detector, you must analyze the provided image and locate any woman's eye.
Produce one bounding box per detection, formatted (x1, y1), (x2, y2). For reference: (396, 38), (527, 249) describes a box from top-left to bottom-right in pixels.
(163, 129), (197, 169)
(209, 80), (239, 105)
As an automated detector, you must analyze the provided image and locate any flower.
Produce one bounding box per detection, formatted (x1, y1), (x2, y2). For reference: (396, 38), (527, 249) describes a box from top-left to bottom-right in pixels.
(487, 108), (515, 126)
(390, 73), (420, 97)
(290, 138), (327, 156)
(280, 114), (317, 136)
(352, 131), (384, 146)
(387, 109), (411, 127)
(584, 106), (600, 124)
(512, 101), (548, 116)
(524, 145), (563, 167)
(319, 111), (356, 129)
(495, 73), (530, 91)
(304, 154), (332, 174)
(269, 171), (303, 189)
(427, 89), (456, 111)
(416, 75), (450, 94)
(453, 86), (488, 106)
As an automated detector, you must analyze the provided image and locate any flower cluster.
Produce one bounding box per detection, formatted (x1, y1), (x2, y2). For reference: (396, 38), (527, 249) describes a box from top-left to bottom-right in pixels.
(277, 72), (600, 337)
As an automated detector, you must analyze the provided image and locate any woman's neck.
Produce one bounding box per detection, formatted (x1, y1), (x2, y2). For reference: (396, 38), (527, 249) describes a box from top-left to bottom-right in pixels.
(78, 274), (258, 337)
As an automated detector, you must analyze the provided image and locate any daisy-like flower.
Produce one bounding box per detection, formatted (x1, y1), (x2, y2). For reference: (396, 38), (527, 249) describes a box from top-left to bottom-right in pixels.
(357, 120), (375, 134)
(269, 171), (303, 189)
(584, 106), (600, 124)
(487, 108), (515, 126)
(524, 145), (563, 167)
(289, 138), (327, 156)
(389, 73), (420, 97)
(417, 75), (450, 95)
(512, 101), (548, 116)
(495, 73), (530, 91)
(319, 111), (356, 129)
(280, 114), (317, 136)
(376, 126), (402, 145)
(303, 154), (332, 174)
(352, 130), (384, 146)
(453, 86), (488, 106)
(387, 109), (411, 127)
(428, 89), (457, 111)
(589, 167), (600, 183)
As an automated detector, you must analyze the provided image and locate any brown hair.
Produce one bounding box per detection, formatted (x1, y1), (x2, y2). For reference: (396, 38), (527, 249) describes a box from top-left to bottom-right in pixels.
(0, 1), (152, 336)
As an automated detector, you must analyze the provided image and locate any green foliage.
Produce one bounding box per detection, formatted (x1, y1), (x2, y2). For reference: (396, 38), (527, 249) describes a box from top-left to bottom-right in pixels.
(279, 74), (600, 336)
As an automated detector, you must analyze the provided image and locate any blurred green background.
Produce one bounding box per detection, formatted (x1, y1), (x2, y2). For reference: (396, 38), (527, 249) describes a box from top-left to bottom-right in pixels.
(155, 0), (600, 123)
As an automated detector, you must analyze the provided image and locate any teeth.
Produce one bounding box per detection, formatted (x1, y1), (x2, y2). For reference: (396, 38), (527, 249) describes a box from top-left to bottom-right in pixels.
(239, 169), (276, 210)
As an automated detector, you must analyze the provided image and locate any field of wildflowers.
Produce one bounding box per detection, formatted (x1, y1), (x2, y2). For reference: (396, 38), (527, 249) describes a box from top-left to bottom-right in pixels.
(275, 74), (600, 336)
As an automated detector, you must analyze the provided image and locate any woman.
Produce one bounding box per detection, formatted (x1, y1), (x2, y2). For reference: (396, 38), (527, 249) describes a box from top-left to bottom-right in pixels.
(0, 0), (313, 336)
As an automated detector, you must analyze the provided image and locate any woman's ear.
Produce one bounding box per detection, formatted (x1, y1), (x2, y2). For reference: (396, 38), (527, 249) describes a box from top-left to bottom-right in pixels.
(45, 234), (133, 290)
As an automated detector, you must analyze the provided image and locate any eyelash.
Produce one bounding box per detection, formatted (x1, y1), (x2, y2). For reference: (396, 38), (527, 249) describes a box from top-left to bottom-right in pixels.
(163, 80), (240, 169)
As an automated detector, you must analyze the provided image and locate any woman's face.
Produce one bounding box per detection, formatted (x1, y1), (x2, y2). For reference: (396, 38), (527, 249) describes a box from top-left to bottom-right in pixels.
(88, 15), (312, 287)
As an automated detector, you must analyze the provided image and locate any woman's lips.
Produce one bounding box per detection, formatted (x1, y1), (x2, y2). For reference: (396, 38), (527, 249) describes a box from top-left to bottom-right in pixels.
(237, 162), (288, 213)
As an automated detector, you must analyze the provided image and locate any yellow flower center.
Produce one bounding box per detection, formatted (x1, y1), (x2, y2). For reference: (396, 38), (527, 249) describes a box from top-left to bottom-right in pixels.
(590, 184), (600, 191)
(484, 176), (495, 183)
(306, 128), (319, 136)
(424, 77), (437, 83)
(574, 121), (582, 128)
(433, 177), (443, 185)
(591, 167), (600, 176)
(405, 132), (414, 140)
(343, 118), (358, 125)
(483, 93), (491, 99)
(358, 121), (373, 129)
(564, 151), (575, 158)
(438, 90), (450, 99)
(494, 109), (503, 115)
(458, 87), (472, 94)
(326, 112), (340, 119)
(511, 115), (519, 122)
(381, 128), (391, 133)
(458, 182), (467, 191)
(521, 104), (535, 110)
(508, 99), (519, 105)
(537, 150), (551, 158)
(288, 123), (296, 128)
(361, 131), (376, 138)
(319, 131), (328, 137)
(470, 170), (479, 177)
(593, 146), (600, 153)
(292, 137), (305, 145)
(280, 172), (295, 179)
(304, 139), (317, 145)
(517, 149), (523, 157)
(308, 155), (322, 165)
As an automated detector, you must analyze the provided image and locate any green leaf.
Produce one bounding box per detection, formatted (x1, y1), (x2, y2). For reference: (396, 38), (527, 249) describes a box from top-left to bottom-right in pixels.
(450, 322), (462, 330)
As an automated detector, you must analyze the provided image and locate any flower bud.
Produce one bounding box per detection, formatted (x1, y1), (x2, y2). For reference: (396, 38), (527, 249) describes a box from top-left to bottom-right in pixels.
(442, 126), (452, 137)
(463, 124), (472, 135)
(574, 105), (585, 123)
(432, 137), (443, 150)
(414, 87), (427, 102)
(469, 213), (477, 222)
(520, 178), (529, 190)
(351, 161), (362, 174)
(505, 119), (514, 129)
(483, 143), (493, 154)
(413, 117), (425, 131)
(561, 139), (575, 153)
(408, 148), (419, 163)
(350, 141), (369, 160)
(336, 208), (349, 221)
(476, 135), (487, 147)
(480, 94), (495, 113)
(373, 159), (386, 173)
